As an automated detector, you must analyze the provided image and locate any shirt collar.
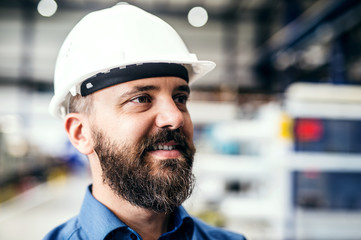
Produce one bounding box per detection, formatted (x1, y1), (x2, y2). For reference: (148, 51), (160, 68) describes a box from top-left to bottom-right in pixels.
(162, 205), (194, 238)
(78, 185), (194, 239)
(173, 205), (194, 229)
(78, 185), (127, 239)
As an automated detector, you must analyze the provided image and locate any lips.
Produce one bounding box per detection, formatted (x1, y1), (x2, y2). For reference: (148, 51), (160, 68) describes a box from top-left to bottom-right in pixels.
(147, 141), (181, 158)
(141, 130), (190, 159)
(151, 144), (177, 151)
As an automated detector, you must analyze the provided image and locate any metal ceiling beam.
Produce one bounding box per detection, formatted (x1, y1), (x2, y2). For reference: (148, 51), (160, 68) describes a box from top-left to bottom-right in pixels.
(255, 0), (361, 65)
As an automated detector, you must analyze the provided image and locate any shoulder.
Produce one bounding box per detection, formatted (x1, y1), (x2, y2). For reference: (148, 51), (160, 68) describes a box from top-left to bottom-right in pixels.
(43, 216), (87, 240)
(192, 217), (247, 240)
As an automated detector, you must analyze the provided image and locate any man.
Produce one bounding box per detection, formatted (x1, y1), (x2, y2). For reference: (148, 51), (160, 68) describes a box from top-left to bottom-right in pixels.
(45, 3), (246, 240)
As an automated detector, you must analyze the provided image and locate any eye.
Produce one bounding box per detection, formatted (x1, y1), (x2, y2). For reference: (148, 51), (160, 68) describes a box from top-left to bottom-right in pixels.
(130, 95), (152, 103)
(174, 94), (189, 104)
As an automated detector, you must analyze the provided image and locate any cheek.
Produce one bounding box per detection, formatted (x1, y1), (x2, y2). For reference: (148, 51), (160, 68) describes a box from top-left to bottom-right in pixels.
(94, 107), (194, 144)
(183, 114), (194, 139)
(91, 98), (154, 144)
(91, 113), (149, 145)
(118, 115), (155, 142)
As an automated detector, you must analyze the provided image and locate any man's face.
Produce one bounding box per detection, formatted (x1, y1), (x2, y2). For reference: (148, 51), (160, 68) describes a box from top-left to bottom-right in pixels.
(88, 76), (195, 213)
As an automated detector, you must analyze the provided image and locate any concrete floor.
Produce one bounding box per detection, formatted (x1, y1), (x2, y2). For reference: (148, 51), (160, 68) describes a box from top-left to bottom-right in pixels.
(0, 174), (91, 240)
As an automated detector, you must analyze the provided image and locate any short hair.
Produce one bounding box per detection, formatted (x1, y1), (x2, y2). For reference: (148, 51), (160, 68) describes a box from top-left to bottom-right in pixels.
(68, 94), (93, 115)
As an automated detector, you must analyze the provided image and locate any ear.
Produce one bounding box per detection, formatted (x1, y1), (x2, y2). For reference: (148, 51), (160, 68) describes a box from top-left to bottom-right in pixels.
(64, 113), (94, 155)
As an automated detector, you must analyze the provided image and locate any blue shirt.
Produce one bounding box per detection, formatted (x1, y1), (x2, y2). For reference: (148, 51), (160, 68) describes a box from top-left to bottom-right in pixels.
(43, 186), (246, 240)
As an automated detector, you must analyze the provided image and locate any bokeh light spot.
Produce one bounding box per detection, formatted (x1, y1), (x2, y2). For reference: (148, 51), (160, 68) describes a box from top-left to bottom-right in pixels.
(188, 6), (208, 27)
(37, 0), (58, 17)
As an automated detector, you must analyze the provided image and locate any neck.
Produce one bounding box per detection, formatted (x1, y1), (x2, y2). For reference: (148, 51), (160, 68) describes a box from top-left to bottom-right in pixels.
(92, 179), (170, 240)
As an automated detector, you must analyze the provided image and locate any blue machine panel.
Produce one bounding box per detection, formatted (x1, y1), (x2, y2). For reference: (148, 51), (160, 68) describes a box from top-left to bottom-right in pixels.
(293, 118), (361, 153)
(292, 171), (361, 210)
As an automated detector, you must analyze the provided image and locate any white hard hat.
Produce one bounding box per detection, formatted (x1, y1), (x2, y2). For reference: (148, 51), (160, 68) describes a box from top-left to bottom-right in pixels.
(49, 2), (216, 119)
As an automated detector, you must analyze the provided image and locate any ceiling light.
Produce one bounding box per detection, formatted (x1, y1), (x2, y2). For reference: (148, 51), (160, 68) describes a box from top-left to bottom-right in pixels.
(37, 0), (58, 17)
(188, 6), (208, 27)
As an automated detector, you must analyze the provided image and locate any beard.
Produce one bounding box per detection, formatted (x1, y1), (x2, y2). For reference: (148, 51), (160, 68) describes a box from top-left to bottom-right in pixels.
(91, 127), (196, 213)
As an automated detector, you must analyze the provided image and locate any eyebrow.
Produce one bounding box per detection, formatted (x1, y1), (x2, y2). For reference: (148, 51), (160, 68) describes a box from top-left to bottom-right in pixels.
(176, 85), (191, 94)
(116, 83), (191, 104)
(118, 85), (159, 100)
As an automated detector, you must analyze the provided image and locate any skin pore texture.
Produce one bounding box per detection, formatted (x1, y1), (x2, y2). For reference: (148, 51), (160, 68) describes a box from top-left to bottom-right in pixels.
(65, 77), (196, 240)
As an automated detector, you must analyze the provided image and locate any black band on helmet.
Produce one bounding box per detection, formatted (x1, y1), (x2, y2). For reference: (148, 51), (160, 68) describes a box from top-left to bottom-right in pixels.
(80, 63), (189, 96)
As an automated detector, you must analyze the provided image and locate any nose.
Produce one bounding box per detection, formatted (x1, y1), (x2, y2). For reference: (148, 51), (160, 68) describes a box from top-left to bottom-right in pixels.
(155, 99), (184, 130)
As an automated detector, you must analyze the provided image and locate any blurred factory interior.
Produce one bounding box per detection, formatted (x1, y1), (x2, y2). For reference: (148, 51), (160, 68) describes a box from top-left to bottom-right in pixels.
(1, 0), (361, 239)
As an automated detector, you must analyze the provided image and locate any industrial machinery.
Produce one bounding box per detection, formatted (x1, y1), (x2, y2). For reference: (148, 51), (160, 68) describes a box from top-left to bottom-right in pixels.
(187, 83), (361, 240)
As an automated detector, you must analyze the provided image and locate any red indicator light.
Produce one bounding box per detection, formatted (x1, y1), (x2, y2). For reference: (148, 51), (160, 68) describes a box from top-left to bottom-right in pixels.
(296, 119), (323, 142)
(303, 170), (320, 179)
